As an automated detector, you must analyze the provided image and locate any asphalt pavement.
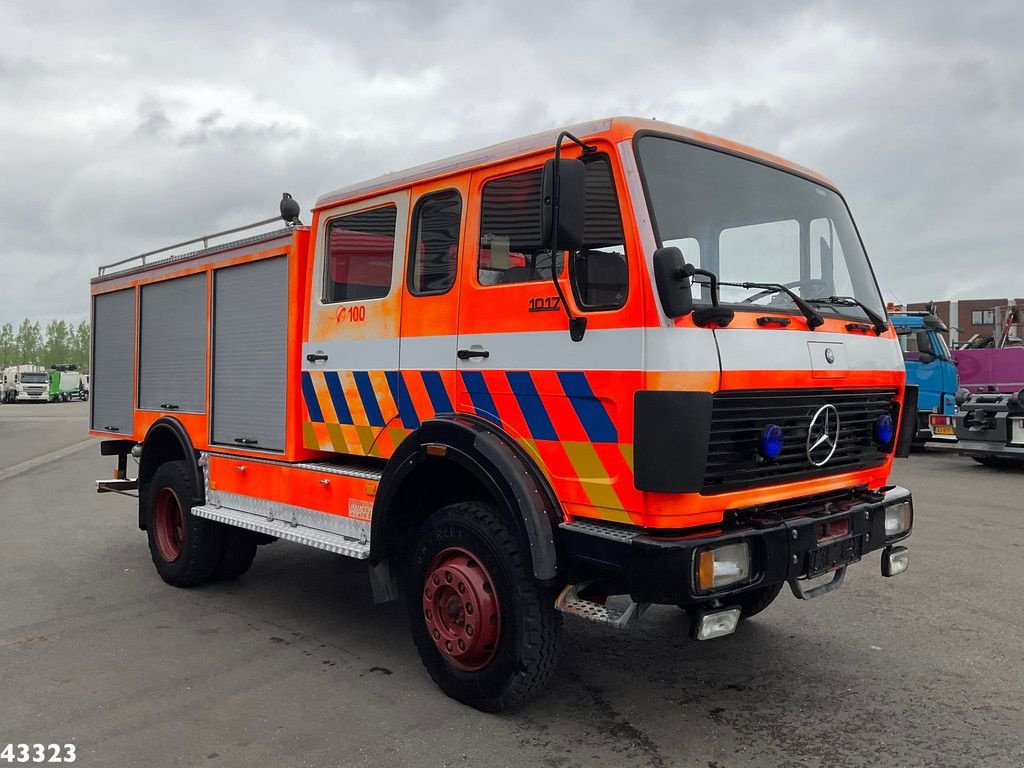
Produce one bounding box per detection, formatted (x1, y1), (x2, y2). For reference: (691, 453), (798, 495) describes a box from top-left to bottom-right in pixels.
(1, 402), (1022, 767)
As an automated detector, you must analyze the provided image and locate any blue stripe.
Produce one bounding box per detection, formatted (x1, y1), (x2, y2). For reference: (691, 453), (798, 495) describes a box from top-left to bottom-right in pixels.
(460, 370), (501, 426)
(421, 370), (453, 414)
(506, 371), (558, 441)
(385, 371), (420, 429)
(557, 371), (617, 443)
(301, 371), (324, 423)
(352, 371), (385, 427)
(323, 371), (352, 424)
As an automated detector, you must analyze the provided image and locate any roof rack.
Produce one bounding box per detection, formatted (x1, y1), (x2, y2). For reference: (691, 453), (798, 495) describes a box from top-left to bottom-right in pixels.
(96, 215), (282, 276)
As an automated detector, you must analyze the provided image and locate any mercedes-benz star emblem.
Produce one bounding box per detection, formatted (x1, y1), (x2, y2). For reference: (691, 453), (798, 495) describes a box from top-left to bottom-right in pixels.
(806, 404), (840, 466)
(825, 348), (835, 364)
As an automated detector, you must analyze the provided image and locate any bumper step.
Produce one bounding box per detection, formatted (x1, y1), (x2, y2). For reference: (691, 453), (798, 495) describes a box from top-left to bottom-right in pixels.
(554, 582), (648, 629)
(191, 504), (370, 559)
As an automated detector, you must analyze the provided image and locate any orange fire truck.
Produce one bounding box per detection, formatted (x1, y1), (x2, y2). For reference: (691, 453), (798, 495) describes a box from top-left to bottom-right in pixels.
(91, 117), (915, 711)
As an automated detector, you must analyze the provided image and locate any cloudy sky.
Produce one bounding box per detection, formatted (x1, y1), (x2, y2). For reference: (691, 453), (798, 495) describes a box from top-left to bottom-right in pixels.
(1, 0), (1021, 326)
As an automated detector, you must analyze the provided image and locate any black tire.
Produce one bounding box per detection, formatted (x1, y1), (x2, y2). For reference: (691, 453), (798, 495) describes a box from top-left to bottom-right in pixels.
(407, 501), (562, 713)
(145, 460), (224, 587)
(213, 529), (259, 580)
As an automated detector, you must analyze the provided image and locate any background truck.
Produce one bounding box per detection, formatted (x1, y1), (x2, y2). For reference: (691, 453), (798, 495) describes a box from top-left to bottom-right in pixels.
(890, 310), (958, 441)
(3, 364), (49, 403)
(48, 365), (85, 402)
(91, 117), (916, 711)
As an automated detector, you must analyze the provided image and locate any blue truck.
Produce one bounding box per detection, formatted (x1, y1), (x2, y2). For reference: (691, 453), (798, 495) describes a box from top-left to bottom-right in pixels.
(891, 311), (958, 442)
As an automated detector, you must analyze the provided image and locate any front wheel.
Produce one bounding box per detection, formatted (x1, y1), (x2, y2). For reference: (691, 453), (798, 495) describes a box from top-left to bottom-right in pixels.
(407, 501), (562, 712)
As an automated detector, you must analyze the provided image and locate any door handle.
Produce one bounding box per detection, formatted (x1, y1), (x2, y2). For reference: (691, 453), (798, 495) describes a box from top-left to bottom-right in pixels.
(457, 349), (490, 360)
(234, 437), (259, 445)
(306, 352), (329, 363)
(160, 403), (180, 410)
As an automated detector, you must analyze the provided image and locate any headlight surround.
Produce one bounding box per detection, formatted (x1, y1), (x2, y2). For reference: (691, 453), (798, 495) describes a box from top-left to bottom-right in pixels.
(695, 541), (750, 593)
(884, 500), (913, 538)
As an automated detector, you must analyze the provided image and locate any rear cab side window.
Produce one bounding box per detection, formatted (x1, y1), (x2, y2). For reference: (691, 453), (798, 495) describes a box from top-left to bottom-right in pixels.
(476, 155), (628, 310)
(408, 190), (462, 296)
(324, 205), (398, 303)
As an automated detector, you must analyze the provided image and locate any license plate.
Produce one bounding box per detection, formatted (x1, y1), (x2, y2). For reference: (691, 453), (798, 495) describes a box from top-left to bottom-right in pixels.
(806, 536), (863, 577)
(933, 425), (955, 435)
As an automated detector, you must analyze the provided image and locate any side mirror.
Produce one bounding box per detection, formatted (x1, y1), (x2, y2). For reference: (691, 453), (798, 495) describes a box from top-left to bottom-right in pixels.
(652, 246), (694, 318)
(541, 157), (586, 251)
(918, 350), (936, 363)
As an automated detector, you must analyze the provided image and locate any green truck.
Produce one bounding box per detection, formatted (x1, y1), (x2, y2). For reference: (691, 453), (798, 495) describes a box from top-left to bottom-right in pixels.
(48, 365), (87, 402)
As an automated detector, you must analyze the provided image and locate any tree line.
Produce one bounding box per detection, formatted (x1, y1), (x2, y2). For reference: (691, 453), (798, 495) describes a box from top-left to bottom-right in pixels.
(0, 320), (90, 372)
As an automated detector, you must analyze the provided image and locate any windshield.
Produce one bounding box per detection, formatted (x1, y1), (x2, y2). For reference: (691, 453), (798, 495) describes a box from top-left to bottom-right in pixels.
(636, 135), (886, 321)
(21, 373), (47, 383)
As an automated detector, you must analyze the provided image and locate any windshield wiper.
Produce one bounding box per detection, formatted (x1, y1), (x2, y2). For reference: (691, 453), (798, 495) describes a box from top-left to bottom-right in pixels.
(807, 296), (888, 335)
(719, 281), (825, 330)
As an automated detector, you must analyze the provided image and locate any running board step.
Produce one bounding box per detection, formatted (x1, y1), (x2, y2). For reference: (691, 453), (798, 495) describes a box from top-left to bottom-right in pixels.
(191, 504), (370, 559)
(555, 583), (649, 630)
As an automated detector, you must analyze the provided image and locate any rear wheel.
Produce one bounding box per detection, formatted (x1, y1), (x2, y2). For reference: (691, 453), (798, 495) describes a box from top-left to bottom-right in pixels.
(407, 501), (562, 712)
(145, 460), (224, 587)
(214, 529), (259, 580)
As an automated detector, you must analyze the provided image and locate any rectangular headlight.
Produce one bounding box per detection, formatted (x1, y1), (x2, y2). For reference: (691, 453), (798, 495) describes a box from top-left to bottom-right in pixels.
(884, 501), (912, 537)
(696, 541), (750, 592)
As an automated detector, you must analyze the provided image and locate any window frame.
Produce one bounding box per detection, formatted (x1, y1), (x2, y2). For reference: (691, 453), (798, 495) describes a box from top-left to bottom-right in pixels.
(320, 202), (399, 306)
(567, 153), (630, 313)
(406, 188), (463, 298)
(474, 154), (629, 311)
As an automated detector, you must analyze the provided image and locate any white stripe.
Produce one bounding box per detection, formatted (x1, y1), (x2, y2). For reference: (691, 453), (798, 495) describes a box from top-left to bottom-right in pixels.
(714, 329), (904, 372)
(302, 338), (400, 371)
(0, 439), (97, 483)
(455, 328), (644, 371)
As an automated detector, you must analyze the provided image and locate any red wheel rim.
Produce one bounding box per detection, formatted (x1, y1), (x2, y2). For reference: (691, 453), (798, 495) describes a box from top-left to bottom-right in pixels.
(422, 547), (501, 671)
(153, 487), (185, 563)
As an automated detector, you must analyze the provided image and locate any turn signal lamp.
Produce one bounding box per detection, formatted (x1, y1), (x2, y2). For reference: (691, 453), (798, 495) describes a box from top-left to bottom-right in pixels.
(696, 542), (750, 592)
(760, 424), (784, 459)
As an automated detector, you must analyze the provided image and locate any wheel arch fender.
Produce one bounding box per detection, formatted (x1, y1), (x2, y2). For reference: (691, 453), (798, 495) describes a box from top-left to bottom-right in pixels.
(372, 416), (562, 581)
(137, 417), (203, 529)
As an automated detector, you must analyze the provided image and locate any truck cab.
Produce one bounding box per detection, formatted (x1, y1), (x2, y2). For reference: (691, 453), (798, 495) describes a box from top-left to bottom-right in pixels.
(3, 366), (50, 403)
(891, 312), (958, 440)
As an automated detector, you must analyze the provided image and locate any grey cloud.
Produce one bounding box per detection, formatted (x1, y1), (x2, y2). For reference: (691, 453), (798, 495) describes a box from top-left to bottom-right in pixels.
(1, 0), (1022, 325)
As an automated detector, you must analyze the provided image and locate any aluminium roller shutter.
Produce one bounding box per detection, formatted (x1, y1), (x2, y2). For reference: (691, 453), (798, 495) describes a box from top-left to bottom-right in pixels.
(138, 273), (207, 412)
(91, 288), (136, 433)
(211, 257), (288, 451)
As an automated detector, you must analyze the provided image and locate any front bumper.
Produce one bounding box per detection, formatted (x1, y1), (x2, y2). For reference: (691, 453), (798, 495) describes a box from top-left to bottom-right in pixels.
(561, 486), (912, 606)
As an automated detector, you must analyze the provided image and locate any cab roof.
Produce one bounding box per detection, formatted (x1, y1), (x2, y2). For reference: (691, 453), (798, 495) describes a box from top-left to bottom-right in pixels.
(314, 116), (836, 210)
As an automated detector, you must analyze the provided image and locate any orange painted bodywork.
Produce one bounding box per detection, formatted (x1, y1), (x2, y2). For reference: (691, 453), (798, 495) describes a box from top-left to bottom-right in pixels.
(91, 117), (907, 533)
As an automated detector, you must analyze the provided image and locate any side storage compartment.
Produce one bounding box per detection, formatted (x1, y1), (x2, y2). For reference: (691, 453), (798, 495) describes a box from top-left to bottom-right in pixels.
(91, 288), (136, 434)
(211, 256), (288, 452)
(138, 272), (208, 413)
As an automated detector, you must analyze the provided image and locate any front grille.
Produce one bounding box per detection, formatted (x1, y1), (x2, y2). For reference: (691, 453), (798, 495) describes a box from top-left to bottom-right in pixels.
(702, 388), (897, 494)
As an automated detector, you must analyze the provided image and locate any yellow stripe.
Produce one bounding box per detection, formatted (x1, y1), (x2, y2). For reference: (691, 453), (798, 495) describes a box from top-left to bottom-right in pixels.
(562, 441), (624, 511)
(326, 422), (349, 453)
(619, 443), (634, 472)
(302, 421), (318, 450)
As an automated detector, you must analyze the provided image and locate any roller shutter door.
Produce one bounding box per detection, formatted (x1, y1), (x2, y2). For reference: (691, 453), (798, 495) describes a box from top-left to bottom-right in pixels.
(211, 257), (287, 451)
(91, 288), (136, 433)
(138, 273), (207, 412)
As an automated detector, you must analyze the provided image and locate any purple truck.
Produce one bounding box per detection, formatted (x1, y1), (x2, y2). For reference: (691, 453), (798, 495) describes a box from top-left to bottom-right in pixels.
(954, 347), (1024, 394)
(937, 347), (1024, 466)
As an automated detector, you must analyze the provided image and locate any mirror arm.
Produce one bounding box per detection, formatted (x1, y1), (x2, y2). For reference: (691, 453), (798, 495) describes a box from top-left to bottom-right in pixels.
(550, 132), (593, 343)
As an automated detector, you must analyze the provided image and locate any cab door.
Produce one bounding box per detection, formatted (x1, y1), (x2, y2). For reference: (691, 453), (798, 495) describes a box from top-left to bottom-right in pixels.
(455, 152), (644, 522)
(304, 191), (409, 458)
(396, 182), (467, 428)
